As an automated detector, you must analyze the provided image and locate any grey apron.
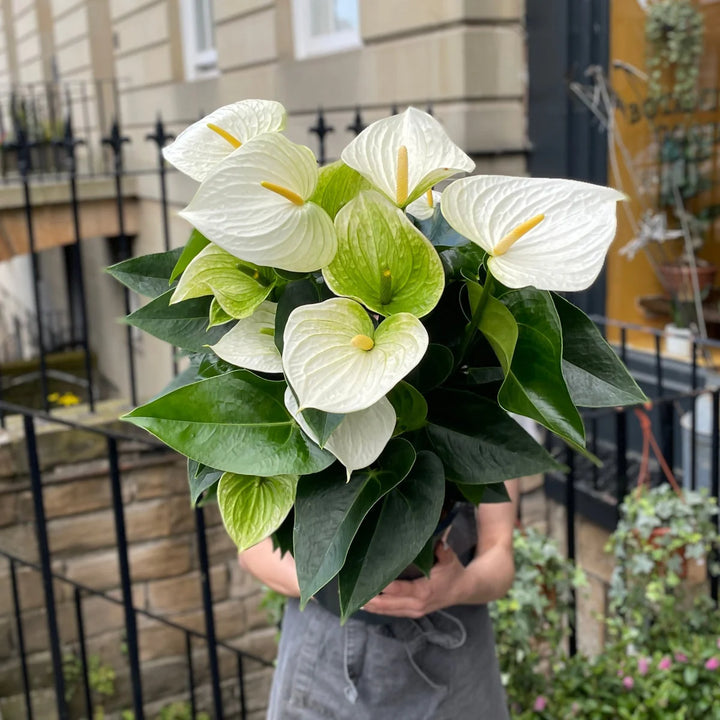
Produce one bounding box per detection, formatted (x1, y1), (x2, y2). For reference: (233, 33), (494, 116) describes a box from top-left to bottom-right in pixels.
(266, 597), (510, 720)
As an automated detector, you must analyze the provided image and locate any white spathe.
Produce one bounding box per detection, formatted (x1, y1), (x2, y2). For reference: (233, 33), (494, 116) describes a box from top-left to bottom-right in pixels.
(284, 388), (396, 480)
(209, 302), (282, 373)
(441, 175), (626, 291)
(282, 297), (428, 414)
(179, 133), (337, 272)
(341, 107), (474, 208)
(162, 99), (286, 182)
(406, 190), (441, 221)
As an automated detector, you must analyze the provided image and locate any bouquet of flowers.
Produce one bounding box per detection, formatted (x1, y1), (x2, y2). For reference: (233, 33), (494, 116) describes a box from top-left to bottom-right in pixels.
(109, 100), (645, 620)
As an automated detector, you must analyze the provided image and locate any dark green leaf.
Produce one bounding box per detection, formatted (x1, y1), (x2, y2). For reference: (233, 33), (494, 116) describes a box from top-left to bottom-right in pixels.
(338, 450), (445, 620)
(125, 290), (230, 351)
(272, 509), (294, 556)
(123, 370), (335, 477)
(467, 367), (504, 385)
(274, 279), (320, 353)
(553, 293), (647, 407)
(440, 244), (487, 281)
(293, 438), (416, 606)
(412, 207), (469, 248)
(411, 535), (436, 577)
(426, 389), (563, 484)
(188, 459), (222, 506)
(310, 161), (373, 220)
(300, 407), (345, 447)
(387, 381), (428, 434)
(405, 343), (454, 392)
(106, 248), (183, 298)
(455, 481), (511, 504)
(170, 229), (210, 282)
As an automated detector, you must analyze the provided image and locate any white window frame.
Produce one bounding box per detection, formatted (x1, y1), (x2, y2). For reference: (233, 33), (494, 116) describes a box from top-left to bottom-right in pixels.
(180, 0), (219, 81)
(292, 0), (362, 60)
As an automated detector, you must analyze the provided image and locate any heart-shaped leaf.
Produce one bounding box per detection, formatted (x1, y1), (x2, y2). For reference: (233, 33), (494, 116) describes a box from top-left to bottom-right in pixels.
(455, 481), (511, 504)
(387, 381), (428, 434)
(324, 191), (445, 317)
(286, 388), (396, 479)
(294, 438), (416, 606)
(106, 247), (183, 297)
(337, 450), (445, 620)
(283, 297), (428, 414)
(553, 293), (647, 407)
(218, 471), (298, 552)
(125, 290), (230, 351)
(171, 244), (275, 319)
(122, 370), (335, 476)
(426, 389), (563, 484)
(404, 343), (454, 392)
(210, 301), (282, 373)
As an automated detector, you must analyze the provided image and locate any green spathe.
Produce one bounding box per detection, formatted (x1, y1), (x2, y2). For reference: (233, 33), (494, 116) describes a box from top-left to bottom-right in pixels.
(122, 370), (334, 476)
(171, 243), (274, 319)
(282, 297), (429, 414)
(310, 160), (373, 220)
(170, 229), (210, 282)
(324, 191), (445, 317)
(218, 471), (298, 552)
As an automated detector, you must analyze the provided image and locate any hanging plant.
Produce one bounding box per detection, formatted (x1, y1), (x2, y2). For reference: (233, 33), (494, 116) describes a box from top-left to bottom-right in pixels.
(645, 0), (704, 109)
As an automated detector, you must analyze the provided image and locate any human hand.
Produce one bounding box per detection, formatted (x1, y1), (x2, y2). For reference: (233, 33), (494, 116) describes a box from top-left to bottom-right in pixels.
(361, 542), (467, 618)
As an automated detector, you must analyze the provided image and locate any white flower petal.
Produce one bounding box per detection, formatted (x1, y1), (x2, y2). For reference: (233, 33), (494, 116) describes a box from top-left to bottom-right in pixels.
(441, 175), (626, 291)
(209, 301), (282, 373)
(163, 100), (286, 182)
(179, 133), (337, 272)
(341, 107), (474, 207)
(406, 190), (441, 221)
(285, 388), (396, 478)
(282, 297), (428, 414)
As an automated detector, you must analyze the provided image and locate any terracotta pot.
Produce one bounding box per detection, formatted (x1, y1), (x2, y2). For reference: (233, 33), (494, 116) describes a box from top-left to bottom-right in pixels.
(659, 262), (717, 302)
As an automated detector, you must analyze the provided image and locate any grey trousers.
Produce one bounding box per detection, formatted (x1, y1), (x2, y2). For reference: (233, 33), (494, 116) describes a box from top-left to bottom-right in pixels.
(266, 597), (510, 720)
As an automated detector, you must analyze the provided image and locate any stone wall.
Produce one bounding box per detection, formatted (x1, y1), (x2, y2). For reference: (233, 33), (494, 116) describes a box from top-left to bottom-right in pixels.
(0, 402), (276, 720)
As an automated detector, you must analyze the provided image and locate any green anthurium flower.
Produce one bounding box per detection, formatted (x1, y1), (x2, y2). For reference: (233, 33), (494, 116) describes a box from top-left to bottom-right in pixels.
(323, 190), (445, 317)
(180, 133), (337, 272)
(162, 99), (286, 182)
(441, 176), (626, 291)
(341, 107), (474, 208)
(406, 189), (441, 221)
(209, 301), (282, 373)
(283, 297), (428, 414)
(170, 243), (275, 319)
(284, 387), (396, 480)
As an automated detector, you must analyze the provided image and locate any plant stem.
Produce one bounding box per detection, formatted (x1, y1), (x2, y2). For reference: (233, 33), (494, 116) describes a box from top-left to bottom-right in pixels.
(456, 272), (495, 369)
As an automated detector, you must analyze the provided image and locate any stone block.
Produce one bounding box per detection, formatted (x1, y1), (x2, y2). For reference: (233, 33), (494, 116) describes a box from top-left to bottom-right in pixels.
(211, 598), (246, 641)
(17, 476), (111, 520)
(518, 487), (548, 532)
(576, 574), (607, 658)
(130, 457), (188, 500)
(243, 591), (271, 633)
(147, 565), (227, 615)
(0, 522), (38, 563)
(0, 617), (13, 661)
(241, 667), (274, 713)
(125, 498), (173, 542)
(0, 688), (59, 720)
(47, 508), (116, 554)
(0, 649), (54, 702)
(168, 494), (195, 535)
(216, 7), (276, 72)
(62, 548), (119, 590)
(0, 493), (17, 526)
(575, 517), (614, 584)
(129, 537), (193, 582)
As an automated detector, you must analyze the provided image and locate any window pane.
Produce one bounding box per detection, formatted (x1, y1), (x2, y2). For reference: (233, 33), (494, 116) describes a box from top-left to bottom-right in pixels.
(333, 0), (358, 32)
(309, 0), (358, 37)
(194, 0), (214, 52)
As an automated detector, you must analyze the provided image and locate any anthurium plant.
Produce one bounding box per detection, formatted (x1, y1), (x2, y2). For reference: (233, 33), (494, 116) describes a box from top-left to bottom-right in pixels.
(108, 100), (646, 621)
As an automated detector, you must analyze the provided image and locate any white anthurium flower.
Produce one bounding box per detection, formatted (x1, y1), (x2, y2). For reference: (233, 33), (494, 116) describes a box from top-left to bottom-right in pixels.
(284, 388), (396, 480)
(441, 175), (627, 291)
(406, 189), (441, 221)
(179, 133), (337, 272)
(209, 301), (282, 373)
(162, 99), (286, 182)
(283, 297), (428, 414)
(341, 107), (475, 208)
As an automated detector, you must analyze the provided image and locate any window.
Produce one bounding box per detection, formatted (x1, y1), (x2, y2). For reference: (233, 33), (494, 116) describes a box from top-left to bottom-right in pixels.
(292, 0), (361, 60)
(180, 0), (218, 80)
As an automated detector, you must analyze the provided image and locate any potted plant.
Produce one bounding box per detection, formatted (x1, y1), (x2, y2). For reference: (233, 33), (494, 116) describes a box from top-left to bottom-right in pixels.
(108, 100), (646, 621)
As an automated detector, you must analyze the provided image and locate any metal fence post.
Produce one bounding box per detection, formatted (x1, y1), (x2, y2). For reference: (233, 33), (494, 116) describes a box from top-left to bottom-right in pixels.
(309, 108), (333, 165)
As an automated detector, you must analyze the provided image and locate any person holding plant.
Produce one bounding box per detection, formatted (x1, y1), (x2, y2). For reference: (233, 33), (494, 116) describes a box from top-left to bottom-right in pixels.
(240, 480), (518, 720)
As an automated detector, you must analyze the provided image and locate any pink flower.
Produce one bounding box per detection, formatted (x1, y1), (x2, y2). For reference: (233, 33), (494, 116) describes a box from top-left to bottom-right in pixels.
(638, 657), (650, 675)
(622, 676), (634, 689)
(674, 653), (688, 663)
(533, 696), (547, 712)
(705, 657), (720, 671)
(658, 656), (672, 671)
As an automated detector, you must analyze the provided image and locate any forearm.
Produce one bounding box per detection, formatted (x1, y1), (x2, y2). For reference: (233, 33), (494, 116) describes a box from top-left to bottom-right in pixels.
(452, 543), (515, 606)
(238, 538), (301, 597)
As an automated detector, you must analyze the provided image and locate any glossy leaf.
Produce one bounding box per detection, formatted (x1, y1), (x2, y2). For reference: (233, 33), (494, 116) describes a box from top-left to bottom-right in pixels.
(553, 294), (647, 407)
(106, 248), (182, 298)
(124, 290), (229, 351)
(324, 191), (445, 317)
(338, 450), (445, 620)
(123, 370), (335, 477)
(217, 471), (297, 552)
(455, 481), (511, 505)
(440, 245), (487, 281)
(387, 381), (428, 434)
(170, 229), (210, 282)
(274, 278), (320, 353)
(404, 343), (454, 393)
(300, 407), (345, 447)
(188, 459), (222, 506)
(310, 160), (373, 220)
(293, 438), (416, 606)
(411, 204), (468, 247)
(426, 389), (563, 484)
